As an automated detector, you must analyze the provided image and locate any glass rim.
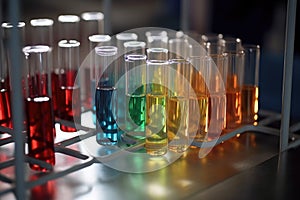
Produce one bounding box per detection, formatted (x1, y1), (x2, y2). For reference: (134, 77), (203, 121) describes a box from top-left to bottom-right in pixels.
(30, 18), (54, 26)
(81, 11), (104, 21)
(145, 30), (168, 37)
(23, 45), (51, 54)
(2, 21), (25, 28)
(89, 34), (111, 43)
(146, 47), (168, 54)
(58, 15), (80, 23)
(126, 54), (147, 61)
(58, 40), (80, 48)
(124, 41), (146, 48)
(116, 32), (138, 41)
(95, 45), (118, 56)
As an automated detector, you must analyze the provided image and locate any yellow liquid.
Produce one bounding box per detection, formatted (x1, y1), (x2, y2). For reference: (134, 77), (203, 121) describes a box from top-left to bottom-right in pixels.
(145, 93), (168, 156)
(167, 96), (189, 153)
(189, 94), (209, 141)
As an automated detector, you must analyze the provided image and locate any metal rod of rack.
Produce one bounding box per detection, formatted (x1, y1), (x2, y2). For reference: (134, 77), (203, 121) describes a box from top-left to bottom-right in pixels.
(280, 0), (297, 152)
(8, 0), (26, 199)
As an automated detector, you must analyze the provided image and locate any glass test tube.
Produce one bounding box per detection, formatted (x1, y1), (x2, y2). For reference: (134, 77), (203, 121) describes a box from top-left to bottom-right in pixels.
(23, 45), (55, 171)
(168, 38), (190, 59)
(80, 12), (105, 107)
(188, 56), (209, 142)
(124, 54), (147, 139)
(115, 33), (138, 131)
(123, 41), (146, 55)
(224, 50), (245, 130)
(241, 44), (260, 125)
(145, 48), (169, 156)
(29, 19), (57, 119)
(80, 11), (104, 60)
(57, 40), (81, 132)
(1, 22), (26, 130)
(89, 34), (111, 124)
(167, 59), (190, 153)
(29, 18), (54, 46)
(57, 15), (80, 41)
(95, 46), (119, 145)
(206, 54), (228, 140)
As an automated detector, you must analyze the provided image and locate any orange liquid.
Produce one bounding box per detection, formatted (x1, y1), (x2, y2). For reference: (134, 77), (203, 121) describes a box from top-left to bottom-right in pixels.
(241, 85), (259, 124)
(225, 90), (241, 129)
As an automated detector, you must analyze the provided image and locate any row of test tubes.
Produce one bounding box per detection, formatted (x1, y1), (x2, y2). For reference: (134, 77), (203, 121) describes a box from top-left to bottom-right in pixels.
(91, 30), (261, 158)
(0, 13), (260, 171)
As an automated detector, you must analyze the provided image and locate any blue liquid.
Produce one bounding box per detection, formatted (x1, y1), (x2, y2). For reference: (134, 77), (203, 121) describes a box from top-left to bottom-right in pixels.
(91, 79), (96, 124)
(95, 86), (118, 145)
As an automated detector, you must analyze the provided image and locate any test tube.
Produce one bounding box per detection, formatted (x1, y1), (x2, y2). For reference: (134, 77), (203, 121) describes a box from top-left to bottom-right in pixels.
(224, 50), (245, 130)
(145, 48), (169, 156)
(0, 38), (12, 130)
(123, 41), (146, 55)
(23, 45), (55, 171)
(80, 11), (104, 60)
(188, 56), (209, 141)
(1, 22), (26, 130)
(29, 18), (54, 46)
(167, 59), (190, 152)
(115, 33), (138, 130)
(80, 12), (105, 107)
(95, 46), (119, 145)
(241, 44), (260, 125)
(57, 40), (81, 132)
(206, 54), (228, 140)
(29, 19), (57, 118)
(57, 15), (80, 41)
(89, 34), (111, 123)
(168, 38), (190, 59)
(124, 54), (147, 140)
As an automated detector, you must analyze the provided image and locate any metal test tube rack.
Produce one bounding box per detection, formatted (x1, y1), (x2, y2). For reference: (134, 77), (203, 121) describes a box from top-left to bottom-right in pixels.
(0, 0), (298, 199)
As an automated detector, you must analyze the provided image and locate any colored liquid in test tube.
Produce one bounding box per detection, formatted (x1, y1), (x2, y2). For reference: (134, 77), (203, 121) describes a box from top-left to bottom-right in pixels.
(167, 59), (190, 153)
(23, 45), (55, 171)
(124, 54), (147, 140)
(95, 46), (119, 145)
(1, 22), (26, 130)
(81, 12), (105, 109)
(57, 40), (81, 132)
(89, 34), (111, 124)
(145, 48), (168, 156)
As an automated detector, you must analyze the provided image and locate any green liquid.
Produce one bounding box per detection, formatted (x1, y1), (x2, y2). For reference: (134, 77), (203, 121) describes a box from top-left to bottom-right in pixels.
(125, 94), (146, 139)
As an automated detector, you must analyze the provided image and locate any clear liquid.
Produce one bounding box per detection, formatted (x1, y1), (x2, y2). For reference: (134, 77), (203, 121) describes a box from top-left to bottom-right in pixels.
(95, 86), (118, 145)
(145, 93), (168, 156)
(167, 96), (189, 153)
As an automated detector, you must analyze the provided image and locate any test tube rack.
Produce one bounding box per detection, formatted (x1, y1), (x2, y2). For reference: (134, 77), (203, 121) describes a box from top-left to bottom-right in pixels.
(0, 0), (298, 199)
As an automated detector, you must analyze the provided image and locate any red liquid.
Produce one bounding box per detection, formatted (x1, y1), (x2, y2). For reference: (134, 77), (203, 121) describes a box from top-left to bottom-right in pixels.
(26, 96), (55, 171)
(0, 88), (12, 130)
(28, 74), (49, 97)
(58, 85), (81, 132)
(51, 71), (60, 117)
(30, 174), (56, 200)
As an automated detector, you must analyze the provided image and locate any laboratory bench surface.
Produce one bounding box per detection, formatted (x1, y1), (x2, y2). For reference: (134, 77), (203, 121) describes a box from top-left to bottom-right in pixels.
(2, 125), (299, 200)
